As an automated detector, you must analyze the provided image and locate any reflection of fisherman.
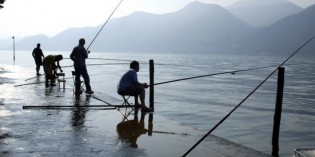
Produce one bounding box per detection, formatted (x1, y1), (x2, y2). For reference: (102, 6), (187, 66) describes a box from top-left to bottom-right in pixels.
(116, 114), (147, 148)
(43, 54), (63, 87)
(32, 43), (45, 75)
(71, 96), (90, 128)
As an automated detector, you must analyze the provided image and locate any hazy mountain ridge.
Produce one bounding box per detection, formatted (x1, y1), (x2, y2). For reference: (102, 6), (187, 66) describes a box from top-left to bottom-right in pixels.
(1, 1), (314, 56)
(89, 2), (253, 53)
(233, 4), (315, 56)
(227, 0), (303, 27)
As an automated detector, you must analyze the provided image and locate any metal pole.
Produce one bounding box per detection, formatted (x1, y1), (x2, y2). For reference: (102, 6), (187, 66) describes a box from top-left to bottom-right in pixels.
(272, 67), (285, 157)
(12, 36), (15, 62)
(149, 59), (154, 110)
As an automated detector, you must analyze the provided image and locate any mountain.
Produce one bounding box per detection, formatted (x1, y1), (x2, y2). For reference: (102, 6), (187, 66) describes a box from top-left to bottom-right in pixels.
(14, 34), (51, 51)
(88, 1), (253, 53)
(2, 2), (253, 53)
(232, 4), (315, 56)
(1, 1), (315, 57)
(227, 0), (303, 27)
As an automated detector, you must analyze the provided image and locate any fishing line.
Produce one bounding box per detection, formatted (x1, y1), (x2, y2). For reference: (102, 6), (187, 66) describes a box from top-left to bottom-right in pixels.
(150, 65), (277, 87)
(86, 0), (124, 51)
(63, 57), (132, 62)
(61, 63), (129, 68)
(181, 35), (315, 157)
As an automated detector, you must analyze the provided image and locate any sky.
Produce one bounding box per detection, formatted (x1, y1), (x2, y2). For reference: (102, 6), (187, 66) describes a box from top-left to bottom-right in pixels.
(1, 0), (315, 39)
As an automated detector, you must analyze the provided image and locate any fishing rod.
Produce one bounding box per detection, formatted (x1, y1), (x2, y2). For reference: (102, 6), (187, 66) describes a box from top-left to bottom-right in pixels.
(181, 35), (315, 157)
(23, 105), (133, 109)
(25, 74), (45, 81)
(14, 81), (46, 87)
(61, 63), (129, 68)
(63, 57), (132, 62)
(86, 0), (124, 51)
(149, 65), (277, 87)
(23, 106), (117, 110)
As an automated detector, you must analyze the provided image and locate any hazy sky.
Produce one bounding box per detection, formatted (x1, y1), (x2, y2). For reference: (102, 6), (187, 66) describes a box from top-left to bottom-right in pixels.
(0, 0), (315, 39)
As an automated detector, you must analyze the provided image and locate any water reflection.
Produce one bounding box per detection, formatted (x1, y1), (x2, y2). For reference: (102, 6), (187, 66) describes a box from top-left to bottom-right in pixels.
(70, 96), (91, 129)
(116, 112), (153, 148)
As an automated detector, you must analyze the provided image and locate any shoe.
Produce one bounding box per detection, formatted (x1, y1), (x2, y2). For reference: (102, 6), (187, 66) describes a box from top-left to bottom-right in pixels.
(85, 90), (94, 94)
(50, 83), (56, 86)
(141, 106), (152, 112)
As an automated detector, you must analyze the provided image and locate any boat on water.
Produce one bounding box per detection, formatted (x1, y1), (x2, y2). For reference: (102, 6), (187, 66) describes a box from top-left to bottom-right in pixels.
(294, 148), (315, 157)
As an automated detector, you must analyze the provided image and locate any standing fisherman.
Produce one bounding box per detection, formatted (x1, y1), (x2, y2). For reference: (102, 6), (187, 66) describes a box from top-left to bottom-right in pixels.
(32, 43), (45, 75)
(70, 38), (94, 95)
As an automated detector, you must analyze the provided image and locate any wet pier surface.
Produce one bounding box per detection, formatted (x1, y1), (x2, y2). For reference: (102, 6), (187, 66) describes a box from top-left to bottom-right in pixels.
(0, 68), (271, 157)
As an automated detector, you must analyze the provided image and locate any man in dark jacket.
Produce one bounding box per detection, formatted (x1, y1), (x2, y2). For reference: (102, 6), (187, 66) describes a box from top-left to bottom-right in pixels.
(70, 38), (94, 95)
(32, 43), (45, 75)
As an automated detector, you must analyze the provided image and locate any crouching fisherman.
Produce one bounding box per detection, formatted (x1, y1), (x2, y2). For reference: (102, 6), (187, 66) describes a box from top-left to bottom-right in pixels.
(43, 54), (63, 87)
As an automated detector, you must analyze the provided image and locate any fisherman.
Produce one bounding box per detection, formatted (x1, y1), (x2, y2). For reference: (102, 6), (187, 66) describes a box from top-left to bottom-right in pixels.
(32, 43), (45, 75)
(43, 54), (63, 87)
(117, 60), (152, 112)
(70, 38), (94, 95)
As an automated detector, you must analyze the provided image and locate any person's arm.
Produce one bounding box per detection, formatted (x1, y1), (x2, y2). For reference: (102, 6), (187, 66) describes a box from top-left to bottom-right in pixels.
(70, 48), (75, 61)
(32, 49), (35, 58)
(131, 71), (148, 88)
(56, 61), (63, 72)
(83, 48), (89, 59)
(41, 50), (44, 58)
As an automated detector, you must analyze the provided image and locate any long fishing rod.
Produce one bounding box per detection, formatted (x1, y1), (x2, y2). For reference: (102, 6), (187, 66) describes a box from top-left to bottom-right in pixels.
(61, 63), (129, 68)
(150, 65), (277, 87)
(14, 81), (46, 87)
(86, 0), (124, 51)
(181, 35), (315, 157)
(23, 105), (134, 109)
(25, 74), (46, 81)
(63, 57), (131, 62)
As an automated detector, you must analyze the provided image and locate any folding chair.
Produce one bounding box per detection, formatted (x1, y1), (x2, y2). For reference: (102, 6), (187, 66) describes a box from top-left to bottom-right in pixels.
(56, 72), (66, 90)
(117, 93), (137, 120)
(72, 71), (85, 96)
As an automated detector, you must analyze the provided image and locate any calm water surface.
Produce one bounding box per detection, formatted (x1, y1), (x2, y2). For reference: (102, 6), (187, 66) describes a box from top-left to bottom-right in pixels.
(1, 50), (314, 156)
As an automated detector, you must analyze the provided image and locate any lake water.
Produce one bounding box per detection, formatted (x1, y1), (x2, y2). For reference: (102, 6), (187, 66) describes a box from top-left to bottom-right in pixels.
(1, 50), (315, 156)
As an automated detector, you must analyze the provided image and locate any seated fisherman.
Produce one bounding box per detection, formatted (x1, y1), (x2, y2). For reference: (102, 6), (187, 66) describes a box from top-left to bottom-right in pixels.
(117, 60), (151, 112)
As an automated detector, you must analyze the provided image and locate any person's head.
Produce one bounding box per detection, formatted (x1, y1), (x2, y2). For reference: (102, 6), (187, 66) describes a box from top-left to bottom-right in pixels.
(37, 43), (40, 48)
(56, 55), (63, 61)
(79, 38), (85, 45)
(130, 60), (139, 72)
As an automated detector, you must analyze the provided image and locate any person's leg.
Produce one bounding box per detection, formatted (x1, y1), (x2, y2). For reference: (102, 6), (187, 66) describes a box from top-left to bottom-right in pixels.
(74, 67), (82, 93)
(35, 59), (41, 75)
(36, 65), (40, 75)
(49, 65), (56, 86)
(139, 87), (145, 107)
(134, 95), (139, 106)
(80, 66), (92, 92)
(45, 74), (49, 86)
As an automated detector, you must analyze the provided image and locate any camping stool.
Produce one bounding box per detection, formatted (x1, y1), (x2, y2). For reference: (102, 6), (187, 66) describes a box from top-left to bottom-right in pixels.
(71, 71), (85, 96)
(118, 94), (136, 120)
(56, 72), (66, 90)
